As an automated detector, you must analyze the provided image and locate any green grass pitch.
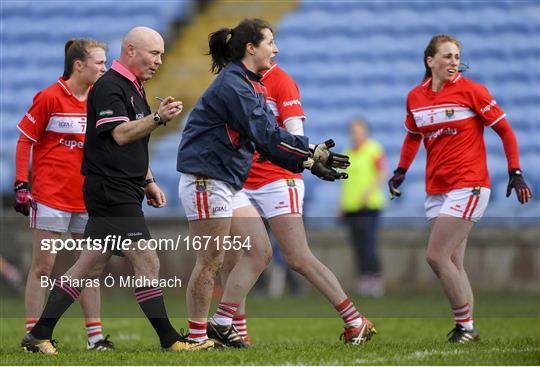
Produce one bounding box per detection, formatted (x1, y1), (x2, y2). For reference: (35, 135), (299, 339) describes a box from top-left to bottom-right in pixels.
(1, 293), (539, 365)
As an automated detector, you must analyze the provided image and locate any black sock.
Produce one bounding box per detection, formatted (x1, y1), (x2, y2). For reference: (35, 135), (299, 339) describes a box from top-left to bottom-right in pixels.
(31, 279), (81, 340)
(135, 287), (180, 348)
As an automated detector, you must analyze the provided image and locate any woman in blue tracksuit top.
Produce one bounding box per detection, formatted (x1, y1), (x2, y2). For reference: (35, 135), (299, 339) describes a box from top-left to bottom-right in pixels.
(176, 18), (349, 345)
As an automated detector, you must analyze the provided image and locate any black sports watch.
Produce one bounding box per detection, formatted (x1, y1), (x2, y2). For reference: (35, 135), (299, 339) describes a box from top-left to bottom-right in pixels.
(153, 112), (165, 126)
(144, 177), (156, 186)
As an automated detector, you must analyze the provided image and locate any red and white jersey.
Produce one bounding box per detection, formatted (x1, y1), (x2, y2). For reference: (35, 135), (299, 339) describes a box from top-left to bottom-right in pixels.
(404, 73), (506, 194)
(244, 62), (306, 189)
(17, 78), (87, 212)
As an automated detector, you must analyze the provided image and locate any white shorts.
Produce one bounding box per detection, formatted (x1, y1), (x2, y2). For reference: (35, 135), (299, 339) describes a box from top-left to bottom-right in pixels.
(29, 201), (88, 234)
(424, 187), (491, 222)
(179, 173), (238, 221)
(232, 178), (305, 219)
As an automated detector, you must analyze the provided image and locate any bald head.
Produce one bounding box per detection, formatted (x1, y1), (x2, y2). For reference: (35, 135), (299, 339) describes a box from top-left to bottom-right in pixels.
(119, 27), (165, 81)
(122, 27), (163, 53)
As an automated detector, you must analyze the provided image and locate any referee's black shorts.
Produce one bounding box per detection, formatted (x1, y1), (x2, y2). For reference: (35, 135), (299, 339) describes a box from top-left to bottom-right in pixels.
(83, 175), (151, 256)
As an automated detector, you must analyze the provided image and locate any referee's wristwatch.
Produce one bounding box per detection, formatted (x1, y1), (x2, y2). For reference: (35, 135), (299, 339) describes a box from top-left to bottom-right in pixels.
(144, 177), (156, 186)
(153, 112), (166, 126)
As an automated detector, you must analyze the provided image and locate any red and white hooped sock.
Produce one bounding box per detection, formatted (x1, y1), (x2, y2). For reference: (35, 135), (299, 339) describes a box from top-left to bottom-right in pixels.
(25, 318), (38, 333)
(188, 320), (208, 341)
(452, 303), (474, 330)
(213, 301), (239, 326)
(86, 321), (104, 344)
(335, 298), (363, 328)
(232, 314), (248, 342)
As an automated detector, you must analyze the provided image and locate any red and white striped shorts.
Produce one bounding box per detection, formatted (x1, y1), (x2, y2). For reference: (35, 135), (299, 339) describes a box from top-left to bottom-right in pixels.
(232, 178), (305, 219)
(179, 173), (237, 221)
(424, 187), (490, 222)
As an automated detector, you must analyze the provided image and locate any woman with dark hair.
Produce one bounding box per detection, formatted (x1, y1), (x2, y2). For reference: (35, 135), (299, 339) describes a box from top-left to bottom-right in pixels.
(177, 18), (349, 345)
(209, 62), (378, 347)
(388, 34), (532, 343)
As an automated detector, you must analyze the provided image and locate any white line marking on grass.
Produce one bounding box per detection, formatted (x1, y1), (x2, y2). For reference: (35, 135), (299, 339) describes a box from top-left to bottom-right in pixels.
(353, 346), (540, 364)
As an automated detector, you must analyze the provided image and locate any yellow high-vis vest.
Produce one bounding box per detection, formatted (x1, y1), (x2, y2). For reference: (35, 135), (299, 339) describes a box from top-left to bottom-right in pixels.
(340, 139), (386, 212)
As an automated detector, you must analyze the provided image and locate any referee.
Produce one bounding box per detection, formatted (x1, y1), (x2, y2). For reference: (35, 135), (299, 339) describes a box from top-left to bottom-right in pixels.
(22, 27), (212, 353)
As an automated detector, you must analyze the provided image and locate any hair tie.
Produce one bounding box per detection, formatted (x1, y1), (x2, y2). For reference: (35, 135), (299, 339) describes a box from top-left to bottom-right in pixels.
(226, 28), (234, 43)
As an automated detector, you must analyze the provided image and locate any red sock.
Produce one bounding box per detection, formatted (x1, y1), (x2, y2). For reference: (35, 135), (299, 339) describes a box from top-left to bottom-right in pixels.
(213, 301), (239, 326)
(232, 314), (249, 343)
(335, 298), (363, 328)
(452, 303), (474, 330)
(86, 321), (104, 344)
(188, 320), (207, 341)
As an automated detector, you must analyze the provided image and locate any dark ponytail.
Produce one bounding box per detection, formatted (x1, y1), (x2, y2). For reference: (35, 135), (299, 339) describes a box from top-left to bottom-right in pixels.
(208, 18), (273, 74)
(208, 28), (233, 74)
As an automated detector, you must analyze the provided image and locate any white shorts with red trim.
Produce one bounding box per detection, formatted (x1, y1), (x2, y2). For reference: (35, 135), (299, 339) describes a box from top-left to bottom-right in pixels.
(29, 201), (88, 233)
(232, 178), (305, 219)
(424, 187), (490, 222)
(179, 173), (238, 221)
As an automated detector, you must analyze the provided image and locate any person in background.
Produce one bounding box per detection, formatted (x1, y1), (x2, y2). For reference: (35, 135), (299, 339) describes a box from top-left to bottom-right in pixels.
(341, 118), (387, 298)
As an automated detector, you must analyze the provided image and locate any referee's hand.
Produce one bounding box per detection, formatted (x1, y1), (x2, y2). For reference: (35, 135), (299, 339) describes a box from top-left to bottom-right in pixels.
(157, 96), (183, 123)
(145, 182), (167, 208)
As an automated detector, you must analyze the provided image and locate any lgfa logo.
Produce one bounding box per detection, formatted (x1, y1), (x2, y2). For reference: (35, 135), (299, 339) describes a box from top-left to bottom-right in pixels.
(213, 206), (226, 213)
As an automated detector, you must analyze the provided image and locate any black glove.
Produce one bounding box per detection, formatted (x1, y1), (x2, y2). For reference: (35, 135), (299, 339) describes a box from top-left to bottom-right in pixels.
(506, 169), (532, 204)
(13, 181), (36, 216)
(310, 161), (348, 181)
(388, 167), (406, 200)
(310, 139), (350, 169)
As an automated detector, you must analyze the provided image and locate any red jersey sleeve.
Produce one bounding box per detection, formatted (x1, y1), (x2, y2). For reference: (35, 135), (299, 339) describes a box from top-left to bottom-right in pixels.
(491, 118), (521, 170)
(397, 132), (422, 171)
(468, 82), (506, 127)
(17, 90), (53, 142)
(274, 75), (305, 124)
(15, 133), (33, 182)
(403, 96), (420, 134)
